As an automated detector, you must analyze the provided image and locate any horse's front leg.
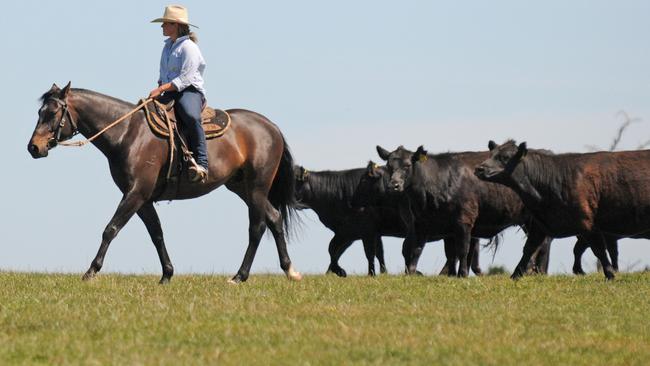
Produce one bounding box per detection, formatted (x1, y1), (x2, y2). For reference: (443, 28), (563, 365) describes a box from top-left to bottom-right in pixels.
(137, 202), (174, 284)
(82, 191), (146, 281)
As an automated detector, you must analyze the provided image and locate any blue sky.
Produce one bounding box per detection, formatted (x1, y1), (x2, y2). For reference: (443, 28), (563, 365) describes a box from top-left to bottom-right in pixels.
(4, 1), (650, 277)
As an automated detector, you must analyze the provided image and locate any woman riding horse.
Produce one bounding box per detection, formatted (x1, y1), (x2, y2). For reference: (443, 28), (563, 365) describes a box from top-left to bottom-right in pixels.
(26, 7), (301, 284)
(149, 5), (208, 183)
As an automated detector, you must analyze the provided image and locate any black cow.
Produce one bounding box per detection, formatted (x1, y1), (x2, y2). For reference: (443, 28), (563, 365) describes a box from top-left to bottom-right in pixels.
(376, 145), (553, 277)
(353, 162), (484, 276)
(294, 165), (483, 276)
(475, 139), (650, 280)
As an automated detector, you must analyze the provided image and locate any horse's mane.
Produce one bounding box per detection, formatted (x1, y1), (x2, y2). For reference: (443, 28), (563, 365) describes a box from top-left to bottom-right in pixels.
(39, 88), (136, 108)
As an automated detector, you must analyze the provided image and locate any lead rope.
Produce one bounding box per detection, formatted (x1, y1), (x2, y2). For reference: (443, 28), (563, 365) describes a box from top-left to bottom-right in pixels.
(58, 98), (154, 147)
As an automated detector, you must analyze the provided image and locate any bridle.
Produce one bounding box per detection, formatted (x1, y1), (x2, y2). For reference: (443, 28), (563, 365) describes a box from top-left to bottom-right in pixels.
(46, 96), (79, 147)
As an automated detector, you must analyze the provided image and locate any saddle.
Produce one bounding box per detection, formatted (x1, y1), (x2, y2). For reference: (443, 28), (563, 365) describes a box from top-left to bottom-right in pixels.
(142, 99), (231, 139)
(140, 99), (231, 182)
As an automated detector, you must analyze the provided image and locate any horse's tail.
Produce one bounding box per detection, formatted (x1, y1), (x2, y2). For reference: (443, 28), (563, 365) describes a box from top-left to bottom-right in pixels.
(269, 134), (298, 238)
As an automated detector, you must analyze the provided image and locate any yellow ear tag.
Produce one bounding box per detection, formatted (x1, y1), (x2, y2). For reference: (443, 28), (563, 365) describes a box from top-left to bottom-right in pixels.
(419, 155), (428, 162)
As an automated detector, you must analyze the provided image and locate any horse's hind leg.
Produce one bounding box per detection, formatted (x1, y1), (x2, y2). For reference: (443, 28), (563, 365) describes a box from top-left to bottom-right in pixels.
(263, 196), (302, 281)
(83, 191), (146, 281)
(606, 236), (619, 272)
(229, 193), (268, 284)
(137, 202), (174, 284)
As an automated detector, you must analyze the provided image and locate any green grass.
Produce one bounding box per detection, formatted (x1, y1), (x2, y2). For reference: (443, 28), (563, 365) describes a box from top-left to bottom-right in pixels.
(1, 272), (649, 365)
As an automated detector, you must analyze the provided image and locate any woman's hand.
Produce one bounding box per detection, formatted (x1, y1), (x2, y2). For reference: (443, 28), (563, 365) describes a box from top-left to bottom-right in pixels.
(148, 87), (163, 99)
(148, 82), (176, 99)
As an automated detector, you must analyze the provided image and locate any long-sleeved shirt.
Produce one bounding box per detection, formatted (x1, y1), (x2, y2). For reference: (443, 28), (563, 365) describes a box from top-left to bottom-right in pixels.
(158, 35), (206, 96)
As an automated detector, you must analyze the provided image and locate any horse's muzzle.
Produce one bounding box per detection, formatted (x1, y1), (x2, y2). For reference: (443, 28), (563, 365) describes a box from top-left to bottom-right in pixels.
(28, 143), (48, 158)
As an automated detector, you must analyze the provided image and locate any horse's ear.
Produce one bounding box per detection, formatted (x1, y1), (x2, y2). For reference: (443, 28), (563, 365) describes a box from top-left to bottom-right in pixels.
(49, 83), (60, 93)
(61, 81), (71, 97)
(412, 145), (428, 164)
(488, 140), (497, 151)
(517, 142), (528, 158)
(376, 146), (390, 161)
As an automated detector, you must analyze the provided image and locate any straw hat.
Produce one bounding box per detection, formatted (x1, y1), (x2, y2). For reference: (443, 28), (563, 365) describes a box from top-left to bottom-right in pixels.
(151, 5), (198, 28)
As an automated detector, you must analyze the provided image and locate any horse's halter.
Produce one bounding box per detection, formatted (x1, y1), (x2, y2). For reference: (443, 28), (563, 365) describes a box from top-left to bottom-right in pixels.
(46, 96), (79, 148)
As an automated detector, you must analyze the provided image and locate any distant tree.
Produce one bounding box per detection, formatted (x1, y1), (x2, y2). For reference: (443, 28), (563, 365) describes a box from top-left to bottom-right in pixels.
(486, 265), (507, 276)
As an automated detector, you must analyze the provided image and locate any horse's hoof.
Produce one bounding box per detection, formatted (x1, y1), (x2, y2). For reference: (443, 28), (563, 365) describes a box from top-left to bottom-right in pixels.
(227, 278), (241, 285)
(82, 271), (96, 281)
(286, 265), (303, 281)
(159, 277), (171, 285)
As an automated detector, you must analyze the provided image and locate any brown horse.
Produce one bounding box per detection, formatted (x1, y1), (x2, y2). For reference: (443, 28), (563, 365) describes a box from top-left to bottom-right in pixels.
(28, 82), (302, 284)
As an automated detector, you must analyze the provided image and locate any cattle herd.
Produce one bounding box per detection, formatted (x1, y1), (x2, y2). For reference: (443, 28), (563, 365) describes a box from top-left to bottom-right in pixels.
(294, 140), (650, 280)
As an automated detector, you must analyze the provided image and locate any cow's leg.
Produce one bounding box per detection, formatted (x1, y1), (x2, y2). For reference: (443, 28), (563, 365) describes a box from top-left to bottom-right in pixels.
(533, 237), (551, 274)
(137, 202), (174, 284)
(404, 232), (426, 275)
(456, 226), (472, 278)
(83, 190), (146, 281)
(572, 236), (589, 275)
(440, 238), (457, 276)
(375, 236), (387, 274)
(511, 227), (547, 280)
(589, 232), (616, 280)
(469, 238), (482, 276)
(327, 234), (354, 277)
(361, 235), (377, 276)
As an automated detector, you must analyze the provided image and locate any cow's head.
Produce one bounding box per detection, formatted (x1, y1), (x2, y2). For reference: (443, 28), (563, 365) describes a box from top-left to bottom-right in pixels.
(351, 161), (389, 209)
(293, 165), (311, 209)
(377, 145), (428, 193)
(475, 139), (527, 183)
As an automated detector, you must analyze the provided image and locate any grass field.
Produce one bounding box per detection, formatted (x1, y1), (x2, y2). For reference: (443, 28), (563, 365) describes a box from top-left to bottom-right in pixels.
(0, 272), (649, 365)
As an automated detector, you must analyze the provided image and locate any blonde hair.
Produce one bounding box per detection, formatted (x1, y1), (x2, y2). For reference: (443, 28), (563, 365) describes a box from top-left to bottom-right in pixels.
(178, 24), (198, 43)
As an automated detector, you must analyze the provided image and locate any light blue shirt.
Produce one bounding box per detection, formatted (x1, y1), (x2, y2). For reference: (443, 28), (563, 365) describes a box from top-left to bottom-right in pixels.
(159, 35), (206, 96)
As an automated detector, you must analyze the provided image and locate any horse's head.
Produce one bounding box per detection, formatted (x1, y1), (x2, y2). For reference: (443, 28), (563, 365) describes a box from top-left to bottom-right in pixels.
(28, 82), (78, 158)
(377, 145), (427, 193)
(475, 139), (528, 183)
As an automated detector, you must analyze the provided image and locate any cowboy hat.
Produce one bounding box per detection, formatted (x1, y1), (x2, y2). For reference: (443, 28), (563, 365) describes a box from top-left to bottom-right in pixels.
(151, 5), (198, 28)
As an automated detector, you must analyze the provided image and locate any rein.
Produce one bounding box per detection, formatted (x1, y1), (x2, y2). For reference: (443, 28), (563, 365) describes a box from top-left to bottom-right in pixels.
(56, 98), (154, 147)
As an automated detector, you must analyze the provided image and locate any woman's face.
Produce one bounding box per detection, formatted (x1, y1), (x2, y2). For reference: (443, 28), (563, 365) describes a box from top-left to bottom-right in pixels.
(161, 22), (178, 37)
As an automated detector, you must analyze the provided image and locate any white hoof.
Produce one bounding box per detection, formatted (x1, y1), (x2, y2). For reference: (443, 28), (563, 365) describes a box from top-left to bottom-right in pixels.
(286, 265), (303, 281)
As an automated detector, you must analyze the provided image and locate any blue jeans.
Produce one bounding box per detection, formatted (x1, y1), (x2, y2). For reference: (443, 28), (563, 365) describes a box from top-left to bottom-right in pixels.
(159, 86), (208, 169)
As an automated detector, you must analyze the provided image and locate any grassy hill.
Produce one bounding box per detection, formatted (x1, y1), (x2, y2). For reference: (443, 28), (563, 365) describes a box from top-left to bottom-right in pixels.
(1, 272), (649, 365)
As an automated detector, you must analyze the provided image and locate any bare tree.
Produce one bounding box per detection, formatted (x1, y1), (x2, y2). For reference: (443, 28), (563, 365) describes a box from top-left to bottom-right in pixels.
(585, 110), (643, 152)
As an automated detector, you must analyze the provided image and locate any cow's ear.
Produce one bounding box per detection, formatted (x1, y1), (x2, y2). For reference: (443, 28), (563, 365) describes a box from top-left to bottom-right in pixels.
(517, 142), (528, 158)
(294, 166), (307, 181)
(61, 81), (71, 98)
(488, 140), (497, 151)
(366, 161), (380, 178)
(376, 146), (390, 161)
(412, 145), (428, 164)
